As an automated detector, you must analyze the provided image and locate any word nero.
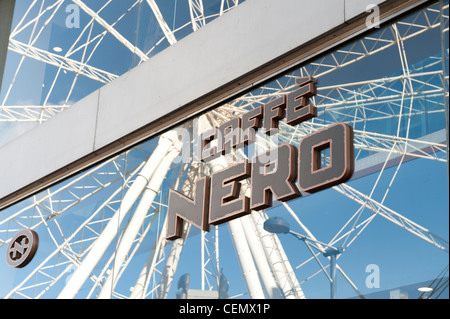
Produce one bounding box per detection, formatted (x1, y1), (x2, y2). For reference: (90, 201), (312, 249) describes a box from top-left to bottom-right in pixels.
(166, 77), (354, 240)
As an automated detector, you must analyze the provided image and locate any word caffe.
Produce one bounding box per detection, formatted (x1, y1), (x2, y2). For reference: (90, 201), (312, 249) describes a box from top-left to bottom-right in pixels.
(166, 77), (354, 240)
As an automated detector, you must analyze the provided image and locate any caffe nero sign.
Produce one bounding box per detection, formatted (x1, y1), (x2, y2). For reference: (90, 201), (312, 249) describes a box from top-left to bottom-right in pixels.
(166, 77), (355, 241)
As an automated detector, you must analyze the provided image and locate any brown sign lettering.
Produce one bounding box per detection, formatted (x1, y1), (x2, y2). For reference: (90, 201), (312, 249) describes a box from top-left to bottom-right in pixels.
(166, 77), (355, 240)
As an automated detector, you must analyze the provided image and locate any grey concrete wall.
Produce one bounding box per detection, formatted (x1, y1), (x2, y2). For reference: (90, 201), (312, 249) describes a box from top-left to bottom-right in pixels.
(0, 0), (427, 209)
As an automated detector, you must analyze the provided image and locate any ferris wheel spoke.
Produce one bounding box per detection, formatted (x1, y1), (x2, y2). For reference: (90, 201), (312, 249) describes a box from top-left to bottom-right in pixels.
(333, 183), (449, 252)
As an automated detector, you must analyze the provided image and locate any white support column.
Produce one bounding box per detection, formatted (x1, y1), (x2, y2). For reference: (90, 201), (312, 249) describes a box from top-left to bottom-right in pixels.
(250, 210), (306, 299)
(239, 215), (283, 298)
(200, 113), (304, 299)
(219, 0), (239, 16)
(156, 223), (191, 299)
(234, 179), (284, 299)
(129, 218), (169, 299)
(226, 218), (265, 299)
(207, 113), (304, 299)
(57, 131), (179, 299)
(8, 39), (118, 84)
(199, 115), (265, 299)
(131, 163), (205, 299)
(188, 0), (205, 31)
(145, 0), (177, 45)
(155, 164), (210, 299)
(214, 225), (220, 289)
(98, 144), (182, 298)
(201, 230), (206, 290)
(200, 225), (220, 291)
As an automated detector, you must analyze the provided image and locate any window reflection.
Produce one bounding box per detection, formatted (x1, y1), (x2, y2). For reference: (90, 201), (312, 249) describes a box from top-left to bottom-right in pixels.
(0, 1), (448, 299)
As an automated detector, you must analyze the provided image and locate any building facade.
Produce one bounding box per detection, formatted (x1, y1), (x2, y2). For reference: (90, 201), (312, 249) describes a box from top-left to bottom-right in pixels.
(0, 0), (448, 299)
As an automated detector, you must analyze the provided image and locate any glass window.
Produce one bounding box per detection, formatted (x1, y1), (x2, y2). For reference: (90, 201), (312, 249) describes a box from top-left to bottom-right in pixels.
(0, 0), (448, 299)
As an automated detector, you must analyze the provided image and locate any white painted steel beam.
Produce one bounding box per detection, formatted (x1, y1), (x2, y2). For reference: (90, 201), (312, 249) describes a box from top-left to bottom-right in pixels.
(250, 210), (306, 299)
(8, 39), (118, 84)
(98, 144), (181, 298)
(220, 0), (239, 16)
(205, 114), (305, 299)
(57, 130), (180, 299)
(129, 218), (169, 299)
(188, 0), (205, 31)
(71, 0), (148, 62)
(155, 223), (190, 299)
(333, 183), (449, 252)
(239, 214), (284, 298)
(145, 0), (177, 45)
(130, 161), (207, 299)
(198, 115), (265, 299)
(226, 218), (265, 298)
(191, 115), (264, 298)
